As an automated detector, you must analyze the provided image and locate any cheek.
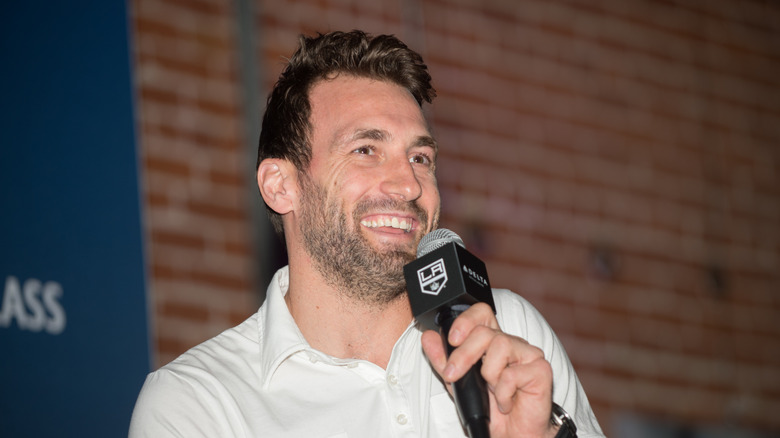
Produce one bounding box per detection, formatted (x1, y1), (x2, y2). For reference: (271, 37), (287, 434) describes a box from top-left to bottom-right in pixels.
(419, 183), (441, 225)
(313, 164), (362, 200)
(424, 184), (438, 201)
(421, 178), (440, 205)
(336, 171), (376, 200)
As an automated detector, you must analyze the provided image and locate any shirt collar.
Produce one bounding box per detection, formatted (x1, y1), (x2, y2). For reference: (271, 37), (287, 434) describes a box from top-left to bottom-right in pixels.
(257, 266), (311, 388)
(256, 266), (428, 388)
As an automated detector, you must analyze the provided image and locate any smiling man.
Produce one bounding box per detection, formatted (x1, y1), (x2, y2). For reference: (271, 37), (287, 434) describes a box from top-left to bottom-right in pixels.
(129, 31), (605, 438)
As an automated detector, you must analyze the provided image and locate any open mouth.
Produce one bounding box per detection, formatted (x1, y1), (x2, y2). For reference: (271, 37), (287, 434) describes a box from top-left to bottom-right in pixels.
(360, 215), (413, 233)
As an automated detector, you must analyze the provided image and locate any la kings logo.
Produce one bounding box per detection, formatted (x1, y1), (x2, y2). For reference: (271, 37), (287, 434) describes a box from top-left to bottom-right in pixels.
(417, 259), (447, 295)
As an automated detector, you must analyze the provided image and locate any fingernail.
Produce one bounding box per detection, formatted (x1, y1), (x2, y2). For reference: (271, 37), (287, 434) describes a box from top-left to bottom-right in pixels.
(449, 328), (461, 344)
(443, 364), (456, 380)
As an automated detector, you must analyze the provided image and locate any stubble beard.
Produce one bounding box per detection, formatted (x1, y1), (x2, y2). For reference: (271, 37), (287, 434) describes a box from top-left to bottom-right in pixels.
(298, 173), (435, 307)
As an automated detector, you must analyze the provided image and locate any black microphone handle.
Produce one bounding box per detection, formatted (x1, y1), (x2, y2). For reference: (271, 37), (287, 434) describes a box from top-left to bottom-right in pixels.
(436, 306), (491, 438)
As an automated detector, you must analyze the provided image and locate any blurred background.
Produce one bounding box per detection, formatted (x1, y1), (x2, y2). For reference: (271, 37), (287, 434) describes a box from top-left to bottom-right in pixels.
(2, 0), (779, 436)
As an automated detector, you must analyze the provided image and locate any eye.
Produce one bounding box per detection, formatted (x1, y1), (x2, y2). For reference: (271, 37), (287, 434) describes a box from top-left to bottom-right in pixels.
(409, 153), (432, 166)
(353, 146), (375, 155)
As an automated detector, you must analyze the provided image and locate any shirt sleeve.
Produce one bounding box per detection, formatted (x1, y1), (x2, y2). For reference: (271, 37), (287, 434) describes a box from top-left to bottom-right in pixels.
(492, 289), (606, 438)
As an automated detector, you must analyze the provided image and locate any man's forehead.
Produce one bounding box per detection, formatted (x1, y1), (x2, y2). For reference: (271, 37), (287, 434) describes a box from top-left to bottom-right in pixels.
(307, 76), (437, 153)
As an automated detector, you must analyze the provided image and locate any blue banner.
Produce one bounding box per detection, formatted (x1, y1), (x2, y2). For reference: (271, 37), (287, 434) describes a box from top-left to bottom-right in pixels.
(0, 2), (150, 436)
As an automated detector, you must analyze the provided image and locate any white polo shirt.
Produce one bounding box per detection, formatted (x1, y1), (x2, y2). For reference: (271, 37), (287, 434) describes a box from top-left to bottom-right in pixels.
(129, 266), (605, 437)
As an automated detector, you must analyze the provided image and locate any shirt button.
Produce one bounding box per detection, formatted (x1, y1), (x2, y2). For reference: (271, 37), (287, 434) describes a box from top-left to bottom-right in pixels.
(396, 414), (408, 425)
(387, 374), (398, 386)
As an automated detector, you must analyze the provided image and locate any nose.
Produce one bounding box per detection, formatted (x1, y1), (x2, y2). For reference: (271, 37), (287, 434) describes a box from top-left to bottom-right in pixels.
(379, 158), (422, 202)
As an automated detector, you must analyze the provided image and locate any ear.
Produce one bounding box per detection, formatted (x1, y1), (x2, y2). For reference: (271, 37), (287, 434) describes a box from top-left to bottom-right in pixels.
(257, 158), (297, 215)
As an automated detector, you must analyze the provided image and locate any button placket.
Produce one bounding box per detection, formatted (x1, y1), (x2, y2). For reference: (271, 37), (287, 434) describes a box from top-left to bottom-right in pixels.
(385, 364), (414, 434)
(381, 323), (425, 436)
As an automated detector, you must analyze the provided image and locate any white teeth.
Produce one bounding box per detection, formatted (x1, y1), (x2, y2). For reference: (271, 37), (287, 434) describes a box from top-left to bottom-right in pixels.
(361, 217), (413, 232)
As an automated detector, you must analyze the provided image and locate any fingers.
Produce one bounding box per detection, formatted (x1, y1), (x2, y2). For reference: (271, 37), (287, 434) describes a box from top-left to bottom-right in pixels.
(444, 323), (545, 384)
(445, 302), (499, 347)
(480, 334), (534, 384)
(441, 324), (497, 381)
(436, 302), (504, 382)
(489, 353), (552, 415)
(420, 329), (448, 376)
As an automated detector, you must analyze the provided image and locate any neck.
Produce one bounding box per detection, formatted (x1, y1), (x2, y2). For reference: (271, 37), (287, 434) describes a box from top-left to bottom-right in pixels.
(285, 257), (413, 369)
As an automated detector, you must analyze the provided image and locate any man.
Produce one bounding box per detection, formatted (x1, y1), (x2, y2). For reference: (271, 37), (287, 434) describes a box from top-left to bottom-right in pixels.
(130, 30), (605, 438)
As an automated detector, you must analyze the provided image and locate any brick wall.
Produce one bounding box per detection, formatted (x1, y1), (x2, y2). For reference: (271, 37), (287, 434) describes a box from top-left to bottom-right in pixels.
(133, 0), (258, 365)
(132, 0), (780, 435)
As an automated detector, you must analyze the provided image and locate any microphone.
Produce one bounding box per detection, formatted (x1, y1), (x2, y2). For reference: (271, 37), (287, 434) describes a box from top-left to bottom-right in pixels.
(404, 229), (496, 438)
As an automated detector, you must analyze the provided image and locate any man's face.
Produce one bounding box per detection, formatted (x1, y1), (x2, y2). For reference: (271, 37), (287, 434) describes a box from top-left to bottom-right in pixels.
(297, 75), (440, 304)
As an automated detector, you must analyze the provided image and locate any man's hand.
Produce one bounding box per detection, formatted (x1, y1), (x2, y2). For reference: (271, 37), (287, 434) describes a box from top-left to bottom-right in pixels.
(421, 303), (559, 438)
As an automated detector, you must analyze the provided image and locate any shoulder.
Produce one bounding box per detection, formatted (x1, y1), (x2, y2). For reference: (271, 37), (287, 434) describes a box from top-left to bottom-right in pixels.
(491, 288), (553, 343)
(167, 311), (261, 378)
(490, 289), (569, 379)
(129, 313), (262, 437)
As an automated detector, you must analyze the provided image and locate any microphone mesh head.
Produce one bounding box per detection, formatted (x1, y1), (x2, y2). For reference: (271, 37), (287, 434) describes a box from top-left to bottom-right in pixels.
(417, 228), (465, 258)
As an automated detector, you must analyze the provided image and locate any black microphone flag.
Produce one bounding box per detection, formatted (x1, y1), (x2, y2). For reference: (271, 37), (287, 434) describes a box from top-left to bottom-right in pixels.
(404, 228), (495, 330)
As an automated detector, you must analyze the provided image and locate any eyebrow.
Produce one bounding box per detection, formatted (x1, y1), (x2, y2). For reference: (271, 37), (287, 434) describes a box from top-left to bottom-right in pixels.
(343, 128), (438, 153)
(414, 135), (438, 153)
(349, 128), (389, 143)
